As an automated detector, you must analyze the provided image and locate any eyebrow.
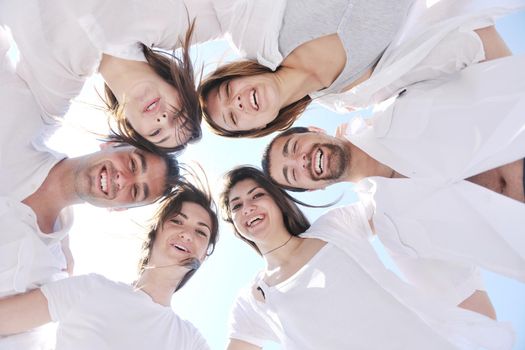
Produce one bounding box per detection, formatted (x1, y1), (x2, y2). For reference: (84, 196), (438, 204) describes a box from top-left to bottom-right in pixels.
(229, 186), (260, 205)
(178, 211), (212, 232)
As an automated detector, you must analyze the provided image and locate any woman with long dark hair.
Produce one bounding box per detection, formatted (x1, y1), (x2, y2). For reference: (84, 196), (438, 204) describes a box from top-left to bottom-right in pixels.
(219, 166), (512, 350)
(0, 182), (219, 349)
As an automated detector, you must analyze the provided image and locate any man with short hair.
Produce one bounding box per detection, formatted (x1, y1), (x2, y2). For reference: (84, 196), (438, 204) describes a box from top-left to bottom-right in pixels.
(0, 28), (179, 348)
(263, 55), (525, 317)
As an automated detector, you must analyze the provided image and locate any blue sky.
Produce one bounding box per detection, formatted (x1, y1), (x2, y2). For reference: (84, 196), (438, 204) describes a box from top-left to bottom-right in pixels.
(53, 8), (525, 350)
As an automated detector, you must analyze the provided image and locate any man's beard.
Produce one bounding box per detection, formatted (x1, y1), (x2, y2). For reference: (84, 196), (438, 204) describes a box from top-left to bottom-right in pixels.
(307, 143), (348, 182)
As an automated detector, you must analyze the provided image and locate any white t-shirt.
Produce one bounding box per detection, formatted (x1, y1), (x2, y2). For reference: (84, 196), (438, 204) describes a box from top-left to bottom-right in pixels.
(229, 204), (513, 350)
(41, 274), (210, 350)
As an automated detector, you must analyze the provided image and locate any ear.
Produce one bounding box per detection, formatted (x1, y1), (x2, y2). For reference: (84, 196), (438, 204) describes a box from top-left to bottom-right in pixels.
(106, 207), (128, 212)
(307, 126), (326, 134)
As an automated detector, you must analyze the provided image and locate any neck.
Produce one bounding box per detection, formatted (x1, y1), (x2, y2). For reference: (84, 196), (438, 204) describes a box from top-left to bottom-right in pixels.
(273, 66), (323, 108)
(342, 142), (396, 182)
(22, 159), (82, 233)
(134, 268), (185, 306)
(261, 232), (303, 270)
(99, 54), (144, 102)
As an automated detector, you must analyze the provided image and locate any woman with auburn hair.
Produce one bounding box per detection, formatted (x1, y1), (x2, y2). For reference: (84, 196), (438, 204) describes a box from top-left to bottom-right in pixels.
(0, 181), (219, 349)
(0, 1), (208, 152)
(219, 166), (512, 350)
(199, 1), (521, 138)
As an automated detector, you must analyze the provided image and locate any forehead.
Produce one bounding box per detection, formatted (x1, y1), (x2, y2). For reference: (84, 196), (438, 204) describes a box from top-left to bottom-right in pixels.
(179, 201), (212, 226)
(229, 179), (260, 201)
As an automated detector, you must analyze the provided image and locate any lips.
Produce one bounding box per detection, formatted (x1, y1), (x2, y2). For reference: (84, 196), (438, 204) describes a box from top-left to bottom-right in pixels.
(168, 239), (192, 254)
(249, 89), (259, 111)
(246, 214), (264, 228)
(143, 97), (161, 114)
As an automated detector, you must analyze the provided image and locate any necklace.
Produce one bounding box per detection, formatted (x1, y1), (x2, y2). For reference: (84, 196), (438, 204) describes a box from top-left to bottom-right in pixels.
(262, 235), (294, 256)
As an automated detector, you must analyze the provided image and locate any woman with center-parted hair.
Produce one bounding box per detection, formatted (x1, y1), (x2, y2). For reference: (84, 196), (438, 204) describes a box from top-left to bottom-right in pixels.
(0, 181), (219, 350)
(198, 0), (523, 139)
(219, 166), (513, 350)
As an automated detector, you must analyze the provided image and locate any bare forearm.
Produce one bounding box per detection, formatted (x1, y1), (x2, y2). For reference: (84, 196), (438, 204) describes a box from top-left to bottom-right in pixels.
(475, 25), (512, 61)
(0, 289), (51, 335)
(458, 290), (497, 320)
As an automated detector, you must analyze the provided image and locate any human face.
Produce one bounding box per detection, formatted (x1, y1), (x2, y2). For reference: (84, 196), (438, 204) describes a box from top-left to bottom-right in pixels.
(228, 179), (285, 244)
(205, 74), (281, 132)
(74, 146), (168, 208)
(268, 132), (349, 190)
(150, 202), (212, 267)
(123, 75), (193, 149)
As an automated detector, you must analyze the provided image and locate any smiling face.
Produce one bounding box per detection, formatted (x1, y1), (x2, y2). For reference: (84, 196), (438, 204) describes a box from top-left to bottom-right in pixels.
(149, 202), (213, 268)
(228, 179), (286, 245)
(122, 74), (194, 149)
(268, 131), (350, 190)
(73, 146), (168, 208)
(204, 74), (282, 132)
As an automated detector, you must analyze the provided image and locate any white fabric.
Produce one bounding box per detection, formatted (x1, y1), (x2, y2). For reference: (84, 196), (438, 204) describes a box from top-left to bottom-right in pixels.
(229, 204), (514, 349)
(346, 55), (525, 283)
(318, 0), (525, 111)
(41, 274), (210, 350)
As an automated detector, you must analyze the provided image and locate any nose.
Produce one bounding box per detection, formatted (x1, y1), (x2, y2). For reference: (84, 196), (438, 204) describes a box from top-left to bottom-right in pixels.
(242, 202), (256, 216)
(156, 112), (174, 126)
(178, 230), (193, 242)
(233, 95), (243, 110)
(114, 170), (132, 190)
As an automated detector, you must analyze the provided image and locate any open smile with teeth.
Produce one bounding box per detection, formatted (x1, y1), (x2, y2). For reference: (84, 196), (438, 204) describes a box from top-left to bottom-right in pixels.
(144, 98), (160, 113)
(247, 215), (263, 228)
(171, 243), (190, 253)
(314, 149), (324, 175)
(249, 89), (259, 111)
(100, 167), (109, 195)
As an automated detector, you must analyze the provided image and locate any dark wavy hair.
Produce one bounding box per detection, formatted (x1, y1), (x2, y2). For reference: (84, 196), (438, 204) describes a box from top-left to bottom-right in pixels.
(220, 166), (310, 255)
(198, 61), (312, 138)
(105, 21), (202, 153)
(138, 180), (219, 292)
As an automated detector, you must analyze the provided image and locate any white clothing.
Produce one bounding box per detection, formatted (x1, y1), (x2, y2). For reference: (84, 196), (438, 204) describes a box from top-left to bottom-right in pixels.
(41, 274), (210, 350)
(346, 55), (525, 283)
(229, 204), (514, 349)
(317, 0), (525, 111)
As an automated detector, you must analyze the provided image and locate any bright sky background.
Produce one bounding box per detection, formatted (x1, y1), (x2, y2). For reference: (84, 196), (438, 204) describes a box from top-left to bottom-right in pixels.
(46, 10), (525, 350)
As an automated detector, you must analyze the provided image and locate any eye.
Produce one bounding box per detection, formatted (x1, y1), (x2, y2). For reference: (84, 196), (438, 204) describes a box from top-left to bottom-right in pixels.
(292, 169), (297, 182)
(226, 81), (231, 98)
(293, 141), (297, 154)
(132, 184), (138, 200)
(130, 158), (137, 173)
(253, 192), (265, 199)
(196, 229), (208, 238)
(170, 218), (183, 225)
(231, 203), (241, 212)
(230, 112), (237, 126)
(149, 129), (160, 137)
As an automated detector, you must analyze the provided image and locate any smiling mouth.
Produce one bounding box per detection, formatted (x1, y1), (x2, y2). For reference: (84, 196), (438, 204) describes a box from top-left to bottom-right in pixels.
(246, 215), (263, 228)
(170, 242), (190, 254)
(249, 89), (259, 111)
(144, 97), (160, 113)
(314, 149), (324, 175)
(100, 166), (109, 195)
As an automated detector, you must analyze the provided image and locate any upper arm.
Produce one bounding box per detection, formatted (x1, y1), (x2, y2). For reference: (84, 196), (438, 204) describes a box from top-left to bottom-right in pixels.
(226, 339), (262, 350)
(0, 289), (51, 335)
(475, 25), (512, 61)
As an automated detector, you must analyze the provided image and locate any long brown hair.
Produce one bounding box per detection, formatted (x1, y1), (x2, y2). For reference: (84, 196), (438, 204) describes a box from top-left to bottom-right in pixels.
(138, 180), (219, 292)
(220, 166), (310, 255)
(106, 21), (202, 153)
(199, 61), (312, 138)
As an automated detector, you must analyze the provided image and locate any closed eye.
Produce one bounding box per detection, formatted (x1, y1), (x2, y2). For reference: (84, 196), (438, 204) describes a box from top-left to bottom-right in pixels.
(132, 185), (138, 200)
(230, 112), (237, 126)
(196, 229), (208, 238)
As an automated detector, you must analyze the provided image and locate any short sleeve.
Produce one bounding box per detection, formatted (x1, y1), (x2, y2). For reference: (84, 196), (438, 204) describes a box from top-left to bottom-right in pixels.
(304, 202), (374, 244)
(228, 288), (277, 347)
(40, 274), (96, 322)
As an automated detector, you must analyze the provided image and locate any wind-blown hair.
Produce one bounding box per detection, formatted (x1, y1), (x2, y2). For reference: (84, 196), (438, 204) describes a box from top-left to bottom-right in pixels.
(198, 61), (311, 138)
(105, 20), (202, 153)
(138, 180), (219, 292)
(220, 166), (310, 255)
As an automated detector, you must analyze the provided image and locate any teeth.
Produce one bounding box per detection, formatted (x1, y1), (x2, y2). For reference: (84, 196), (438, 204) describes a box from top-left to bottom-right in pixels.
(247, 215), (263, 227)
(315, 150), (323, 174)
(100, 170), (108, 194)
(250, 89), (258, 110)
(146, 100), (158, 112)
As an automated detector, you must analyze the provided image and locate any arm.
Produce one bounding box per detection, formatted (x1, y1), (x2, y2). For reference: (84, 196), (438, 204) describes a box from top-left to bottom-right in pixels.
(226, 339), (262, 350)
(475, 25), (512, 61)
(458, 290), (497, 320)
(0, 289), (51, 335)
